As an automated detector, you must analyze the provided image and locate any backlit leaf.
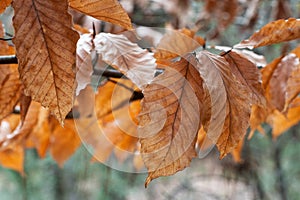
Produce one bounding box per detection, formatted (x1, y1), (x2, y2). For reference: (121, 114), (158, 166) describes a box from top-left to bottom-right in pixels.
(196, 51), (251, 158)
(94, 33), (156, 89)
(0, 0), (12, 13)
(12, 0), (79, 124)
(75, 33), (94, 96)
(139, 56), (202, 187)
(69, 0), (132, 30)
(234, 18), (300, 49)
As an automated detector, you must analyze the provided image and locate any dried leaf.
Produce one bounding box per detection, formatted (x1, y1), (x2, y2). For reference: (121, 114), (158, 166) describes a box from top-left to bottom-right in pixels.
(94, 33), (156, 89)
(69, 0), (132, 30)
(196, 51), (251, 158)
(234, 18), (300, 49)
(285, 65), (300, 110)
(223, 51), (265, 106)
(139, 56), (202, 187)
(155, 28), (205, 59)
(12, 0), (79, 124)
(269, 53), (299, 111)
(0, 21), (21, 121)
(0, 0), (12, 13)
(25, 107), (50, 158)
(0, 145), (24, 173)
(19, 91), (32, 123)
(49, 118), (81, 167)
(270, 98), (300, 138)
(76, 33), (94, 96)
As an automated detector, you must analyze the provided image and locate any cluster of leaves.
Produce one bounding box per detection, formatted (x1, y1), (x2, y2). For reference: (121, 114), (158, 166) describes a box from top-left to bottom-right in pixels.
(0, 0), (300, 187)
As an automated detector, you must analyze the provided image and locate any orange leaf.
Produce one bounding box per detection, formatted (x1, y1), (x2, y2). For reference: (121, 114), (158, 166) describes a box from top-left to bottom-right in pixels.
(223, 51), (265, 106)
(0, 145), (24, 174)
(12, 0), (79, 124)
(155, 28), (204, 60)
(139, 56), (202, 187)
(0, 0), (11, 13)
(49, 118), (81, 167)
(269, 53), (299, 111)
(69, 0), (132, 30)
(196, 51), (251, 158)
(234, 18), (300, 49)
(0, 21), (21, 121)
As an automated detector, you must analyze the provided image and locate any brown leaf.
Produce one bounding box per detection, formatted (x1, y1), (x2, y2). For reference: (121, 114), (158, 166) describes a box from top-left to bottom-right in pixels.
(139, 56), (202, 187)
(69, 0), (132, 30)
(223, 51), (266, 106)
(0, 145), (24, 174)
(12, 0), (79, 124)
(94, 33), (156, 89)
(285, 64), (300, 111)
(269, 53), (299, 111)
(196, 51), (251, 158)
(270, 98), (300, 138)
(76, 33), (94, 96)
(0, 0), (12, 13)
(49, 118), (81, 167)
(234, 18), (300, 49)
(0, 21), (21, 121)
(155, 28), (205, 60)
(25, 107), (50, 158)
(20, 90), (32, 123)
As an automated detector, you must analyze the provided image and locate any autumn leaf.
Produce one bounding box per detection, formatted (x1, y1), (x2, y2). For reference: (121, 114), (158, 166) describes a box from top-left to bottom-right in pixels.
(222, 51), (265, 106)
(269, 53), (299, 111)
(0, 0), (12, 13)
(285, 65), (300, 110)
(0, 146), (24, 174)
(94, 33), (156, 89)
(76, 33), (94, 96)
(234, 18), (300, 49)
(0, 21), (21, 121)
(12, 0), (79, 124)
(196, 51), (251, 158)
(49, 118), (81, 167)
(69, 0), (132, 30)
(155, 28), (205, 60)
(139, 56), (202, 187)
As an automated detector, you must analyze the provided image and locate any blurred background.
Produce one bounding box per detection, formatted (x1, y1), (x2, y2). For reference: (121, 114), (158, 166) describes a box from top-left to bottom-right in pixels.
(1, 0), (300, 199)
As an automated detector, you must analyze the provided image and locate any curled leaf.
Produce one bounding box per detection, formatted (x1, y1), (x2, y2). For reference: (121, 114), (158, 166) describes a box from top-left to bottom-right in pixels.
(234, 18), (300, 49)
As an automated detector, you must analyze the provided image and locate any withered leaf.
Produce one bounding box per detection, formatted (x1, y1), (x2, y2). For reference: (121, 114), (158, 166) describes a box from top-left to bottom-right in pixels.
(223, 51), (265, 106)
(76, 33), (93, 96)
(0, 0), (12, 13)
(12, 0), (79, 124)
(69, 0), (132, 30)
(0, 21), (21, 121)
(285, 65), (300, 111)
(94, 33), (156, 89)
(139, 56), (201, 187)
(234, 18), (300, 49)
(269, 53), (299, 111)
(196, 51), (251, 158)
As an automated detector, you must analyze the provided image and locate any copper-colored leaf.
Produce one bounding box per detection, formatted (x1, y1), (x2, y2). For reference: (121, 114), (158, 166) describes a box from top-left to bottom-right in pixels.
(0, 145), (24, 173)
(49, 118), (81, 167)
(94, 33), (156, 89)
(223, 51), (265, 106)
(234, 18), (300, 49)
(285, 65), (300, 110)
(69, 0), (132, 30)
(0, 21), (21, 121)
(269, 53), (299, 111)
(12, 0), (79, 124)
(76, 33), (93, 96)
(271, 98), (300, 138)
(196, 51), (251, 158)
(139, 56), (202, 187)
(0, 0), (12, 13)
(155, 28), (205, 60)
